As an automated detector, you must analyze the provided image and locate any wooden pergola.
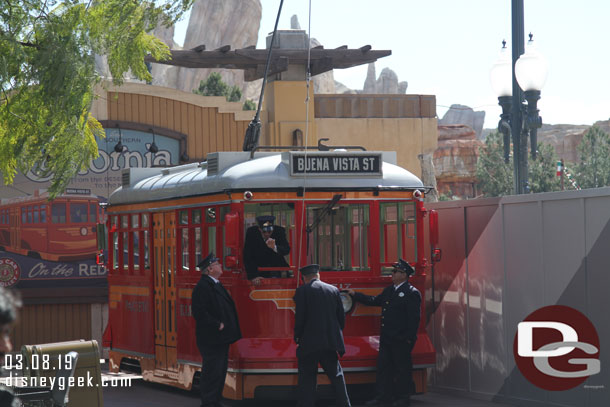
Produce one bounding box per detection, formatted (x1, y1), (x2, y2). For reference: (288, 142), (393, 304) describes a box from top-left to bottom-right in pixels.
(145, 44), (391, 81)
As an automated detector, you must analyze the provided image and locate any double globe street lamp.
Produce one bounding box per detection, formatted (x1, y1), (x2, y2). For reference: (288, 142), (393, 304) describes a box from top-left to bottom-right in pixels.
(490, 13), (548, 194)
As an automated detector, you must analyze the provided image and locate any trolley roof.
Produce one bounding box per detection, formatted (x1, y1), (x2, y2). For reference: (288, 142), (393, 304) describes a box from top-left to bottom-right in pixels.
(108, 151), (423, 206)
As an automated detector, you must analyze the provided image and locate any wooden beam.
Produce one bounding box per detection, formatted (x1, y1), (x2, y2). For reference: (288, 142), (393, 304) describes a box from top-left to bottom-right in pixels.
(145, 48), (391, 76)
(243, 56), (290, 81)
(310, 57), (334, 76)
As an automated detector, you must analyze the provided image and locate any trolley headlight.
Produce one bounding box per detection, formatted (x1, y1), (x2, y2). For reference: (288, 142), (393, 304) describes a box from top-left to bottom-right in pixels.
(339, 291), (354, 314)
(80, 227), (88, 236)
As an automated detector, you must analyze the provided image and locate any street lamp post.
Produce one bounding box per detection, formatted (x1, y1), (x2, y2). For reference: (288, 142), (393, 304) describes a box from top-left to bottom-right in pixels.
(490, 0), (548, 194)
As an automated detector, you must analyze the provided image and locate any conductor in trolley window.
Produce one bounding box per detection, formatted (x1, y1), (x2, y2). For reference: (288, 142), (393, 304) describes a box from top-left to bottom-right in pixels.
(191, 252), (241, 407)
(347, 259), (421, 407)
(243, 215), (290, 285)
(294, 264), (351, 407)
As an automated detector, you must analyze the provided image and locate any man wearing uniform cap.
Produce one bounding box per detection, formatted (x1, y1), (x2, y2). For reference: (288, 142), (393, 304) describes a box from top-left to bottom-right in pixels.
(243, 215), (291, 285)
(191, 252), (241, 407)
(293, 264), (351, 407)
(347, 259), (421, 407)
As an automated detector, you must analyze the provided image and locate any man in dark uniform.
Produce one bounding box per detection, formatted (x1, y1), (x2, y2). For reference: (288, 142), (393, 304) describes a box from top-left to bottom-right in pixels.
(348, 259), (421, 407)
(191, 252), (241, 407)
(294, 264), (351, 407)
(243, 215), (290, 285)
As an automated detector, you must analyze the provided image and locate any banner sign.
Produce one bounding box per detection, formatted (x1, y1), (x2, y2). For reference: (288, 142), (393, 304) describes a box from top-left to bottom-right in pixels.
(0, 252), (107, 289)
(0, 127), (178, 297)
(290, 153), (382, 176)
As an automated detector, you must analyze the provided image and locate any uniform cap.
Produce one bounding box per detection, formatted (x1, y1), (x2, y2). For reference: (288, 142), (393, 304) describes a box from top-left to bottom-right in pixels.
(197, 252), (218, 270)
(299, 264), (320, 276)
(256, 215), (275, 232)
(392, 258), (415, 276)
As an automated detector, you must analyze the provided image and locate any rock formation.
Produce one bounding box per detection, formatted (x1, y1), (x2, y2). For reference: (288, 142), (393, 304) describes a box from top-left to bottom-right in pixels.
(363, 63), (376, 93)
(434, 125), (484, 199)
(439, 105), (485, 140)
(170, 0), (262, 97)
(290, 15), (335, 94)
(362, 63), (407, 94)
(594, 119), (610, 134)
(535, 124), (589, 163)
(149, 24), (182, 88)
(418, 153), (438, 202)
(482, 120), (610, 165)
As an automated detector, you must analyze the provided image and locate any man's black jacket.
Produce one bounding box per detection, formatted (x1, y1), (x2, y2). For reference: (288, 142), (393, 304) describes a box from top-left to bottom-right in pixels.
(191, 274), (241, 347)
(294, 279), (346, 356)
(243, 225), (290, 279)
(353, 282), (420, 346)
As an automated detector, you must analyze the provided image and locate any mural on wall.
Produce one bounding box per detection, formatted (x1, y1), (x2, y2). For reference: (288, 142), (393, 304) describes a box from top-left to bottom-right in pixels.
(0, 126), (182, 290)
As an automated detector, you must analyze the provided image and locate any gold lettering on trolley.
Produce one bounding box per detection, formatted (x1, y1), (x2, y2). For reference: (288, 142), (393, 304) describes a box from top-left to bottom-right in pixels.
(249, 289), (296, 313)
(109, 285), (150, 309)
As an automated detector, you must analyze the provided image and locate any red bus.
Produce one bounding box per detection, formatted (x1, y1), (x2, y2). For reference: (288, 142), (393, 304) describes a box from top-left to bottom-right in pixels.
(0, 190), (101, 261)
(103, 150), (440, 400)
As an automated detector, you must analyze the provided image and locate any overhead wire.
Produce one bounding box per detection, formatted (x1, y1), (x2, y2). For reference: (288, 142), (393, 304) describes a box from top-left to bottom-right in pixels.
(296, 0), (313, 287)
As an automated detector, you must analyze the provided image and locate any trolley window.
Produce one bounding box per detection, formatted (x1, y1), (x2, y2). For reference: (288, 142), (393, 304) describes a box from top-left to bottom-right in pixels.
(89, 204), (97, 223)
(132, 214), (140, 271)
(244, 202), (295, 268)
(178, 205), (229, 273)
(306, 203), (369, 271)
(70, 203), (88, 223)
(111, 216), (119, 270)
(380, 202), (417, 274)
(40, 205), (46, 223)
(142, 213), (150, 270)
(51, 203), (66, 223)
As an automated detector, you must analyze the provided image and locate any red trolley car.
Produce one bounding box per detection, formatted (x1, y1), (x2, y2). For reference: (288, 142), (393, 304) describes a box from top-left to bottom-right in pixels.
(103, 149), (440, 400)
(0, 190), (101, 261)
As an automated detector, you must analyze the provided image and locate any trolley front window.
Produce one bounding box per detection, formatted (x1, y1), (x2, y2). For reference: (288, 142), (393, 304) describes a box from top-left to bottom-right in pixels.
(380, 202), (417, 274)
(306, 203), (369, 271)
(244, 202), (295, 268)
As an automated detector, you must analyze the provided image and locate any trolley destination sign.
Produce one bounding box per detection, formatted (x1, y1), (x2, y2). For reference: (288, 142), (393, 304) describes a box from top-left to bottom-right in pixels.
(290, 153), (382, 176)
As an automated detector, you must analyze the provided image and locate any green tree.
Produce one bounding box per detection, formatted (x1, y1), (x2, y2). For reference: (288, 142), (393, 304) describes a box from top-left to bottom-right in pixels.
(227, 85), (242, 103)
(573, 126), (610, 189)
(193, 72), (242, 103)
(243, 99), (256, 111)
(0, 0), (193, 197)
(194, 72), (229, 97)
(476, 132), (561, 196)
(476, 132), (513, 197)
(528, 141), (561, 193)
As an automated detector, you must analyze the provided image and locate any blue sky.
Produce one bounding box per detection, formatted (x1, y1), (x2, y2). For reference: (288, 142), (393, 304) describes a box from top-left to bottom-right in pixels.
(175, 0), (610, 129)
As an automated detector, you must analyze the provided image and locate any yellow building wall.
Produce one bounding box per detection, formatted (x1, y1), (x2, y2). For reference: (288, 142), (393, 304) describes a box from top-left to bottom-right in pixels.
(315, 118), (438, 179)
(92, 82), (254, 160)
(262, 81), (316, 147)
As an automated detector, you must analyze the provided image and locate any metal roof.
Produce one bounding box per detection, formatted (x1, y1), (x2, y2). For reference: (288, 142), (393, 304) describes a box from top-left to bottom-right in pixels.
(108, 151), (423, 206)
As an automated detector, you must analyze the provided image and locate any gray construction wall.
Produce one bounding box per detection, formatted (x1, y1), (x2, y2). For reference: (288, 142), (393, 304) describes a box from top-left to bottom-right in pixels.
(427, 188), (610, 407)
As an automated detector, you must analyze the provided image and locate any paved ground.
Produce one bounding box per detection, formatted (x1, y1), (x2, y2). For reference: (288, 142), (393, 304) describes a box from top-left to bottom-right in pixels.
(102, 375), (514, 407)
